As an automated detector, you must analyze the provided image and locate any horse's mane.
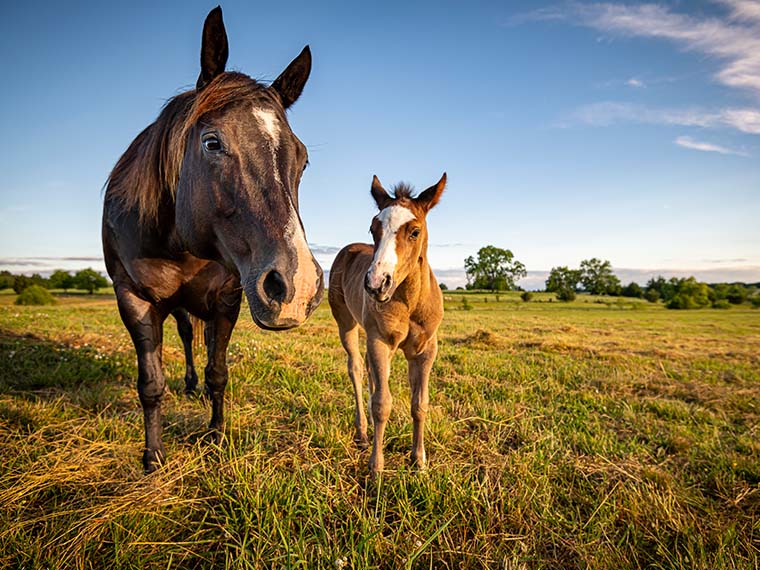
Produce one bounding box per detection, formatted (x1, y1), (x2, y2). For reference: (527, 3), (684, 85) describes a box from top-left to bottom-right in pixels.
(105, 72), (276, 224)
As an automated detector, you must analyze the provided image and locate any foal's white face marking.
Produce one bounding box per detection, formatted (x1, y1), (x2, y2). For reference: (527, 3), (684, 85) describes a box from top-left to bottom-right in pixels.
(367, 205), (416, 289)
(253, 108), (283, 186)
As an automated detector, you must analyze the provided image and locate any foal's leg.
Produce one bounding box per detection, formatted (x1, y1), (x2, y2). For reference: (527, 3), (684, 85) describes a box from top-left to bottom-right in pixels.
(203, 297), (240, 443)
(365, 352), (376, 426)
(116, 286), (167, 473)
(338, 323), (369, 449)
(366, 337), (393, 474)
(406, 335), (437, 469)
(172, 309), (199, 395)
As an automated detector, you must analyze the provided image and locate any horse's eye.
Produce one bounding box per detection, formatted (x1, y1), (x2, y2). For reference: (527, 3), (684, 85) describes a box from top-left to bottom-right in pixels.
(303, 159), (310, 172)
(202, 134), (222, 152)
(410, 228), (421, 240)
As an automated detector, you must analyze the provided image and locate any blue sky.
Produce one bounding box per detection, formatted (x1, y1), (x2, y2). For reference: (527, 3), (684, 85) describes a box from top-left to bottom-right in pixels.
(1, 0), (759, 288)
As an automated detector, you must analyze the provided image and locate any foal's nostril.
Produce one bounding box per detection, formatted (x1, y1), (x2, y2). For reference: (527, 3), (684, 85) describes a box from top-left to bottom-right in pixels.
(262, 270), (287, 303)
(381, 274), (392, 290)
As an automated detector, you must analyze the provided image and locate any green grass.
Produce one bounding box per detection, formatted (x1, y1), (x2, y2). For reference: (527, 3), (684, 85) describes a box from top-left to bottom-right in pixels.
(0, 290), (758, 568)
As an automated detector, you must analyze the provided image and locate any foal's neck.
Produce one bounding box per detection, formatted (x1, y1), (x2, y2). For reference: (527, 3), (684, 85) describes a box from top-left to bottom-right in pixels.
(394, 252), (431, 310)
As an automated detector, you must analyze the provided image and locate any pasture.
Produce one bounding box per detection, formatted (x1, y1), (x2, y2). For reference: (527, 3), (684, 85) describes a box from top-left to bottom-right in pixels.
(0, 290), (758, 569)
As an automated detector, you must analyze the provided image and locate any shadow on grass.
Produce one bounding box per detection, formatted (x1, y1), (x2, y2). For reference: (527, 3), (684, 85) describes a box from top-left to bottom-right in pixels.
(0, 328), (212, 444)
(0, 328), (126, 392)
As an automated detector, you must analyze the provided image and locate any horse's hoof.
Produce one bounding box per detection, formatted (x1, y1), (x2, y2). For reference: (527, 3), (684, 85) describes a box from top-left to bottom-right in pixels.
(354, 436), (369, 450)
(142, 448), (165, 474)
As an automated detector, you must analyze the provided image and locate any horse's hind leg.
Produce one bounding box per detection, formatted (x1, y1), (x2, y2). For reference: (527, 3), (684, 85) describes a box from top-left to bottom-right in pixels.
(204, 287), (241, 443)
(172, 309), (199, 395)
(116, 286), (168, 473)
(338, 322), (369, 449)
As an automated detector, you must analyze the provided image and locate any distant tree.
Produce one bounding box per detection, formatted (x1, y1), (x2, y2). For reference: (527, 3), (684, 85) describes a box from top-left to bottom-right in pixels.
(74, 268), (108, 294)
(464, 246), (526, 291)
(556, 288), (576, 302)
(579, 258), (621, 295)
(646, 276), (677, 303)
(709, 283), (730, 303)
(545, 266), (581, 301)
(666, 277), (711, 310)
(726, 284), (748, 305)
(30, 273), (50, 289)
(439, 283), (448, 291)
(49, 270), (75, 292)
(520, 291), (533, 302)
(0, 271), (16, 290)
(15, 285), (56, 306)
(644, 288), (660, 303)
(621, 282), (643, 298)
(12, 275), (32, 294)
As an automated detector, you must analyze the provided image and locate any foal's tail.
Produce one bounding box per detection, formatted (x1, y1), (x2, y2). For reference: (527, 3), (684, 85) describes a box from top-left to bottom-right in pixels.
(190, 315), (205, 356)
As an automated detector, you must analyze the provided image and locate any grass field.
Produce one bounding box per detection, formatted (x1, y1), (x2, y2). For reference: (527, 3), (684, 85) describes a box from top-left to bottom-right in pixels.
(0, 289), (758, 569)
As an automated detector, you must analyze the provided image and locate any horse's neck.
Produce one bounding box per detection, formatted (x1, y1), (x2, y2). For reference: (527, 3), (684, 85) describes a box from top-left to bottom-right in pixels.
(396, 254), (432, 311)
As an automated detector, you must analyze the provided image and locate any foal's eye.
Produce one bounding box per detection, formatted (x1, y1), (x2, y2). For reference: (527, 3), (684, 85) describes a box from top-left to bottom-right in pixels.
(202, 134), (222, 152)
(410, 228), (421, 240)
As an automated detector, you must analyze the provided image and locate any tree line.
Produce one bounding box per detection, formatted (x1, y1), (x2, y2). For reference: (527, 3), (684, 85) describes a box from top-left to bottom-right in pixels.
(0, 269), (109, 295)
(461, 246), (759, 309)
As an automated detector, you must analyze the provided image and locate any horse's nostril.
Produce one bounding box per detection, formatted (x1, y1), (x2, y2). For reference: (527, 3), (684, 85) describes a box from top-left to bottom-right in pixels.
(262, 270), (287, 303)
(382, 274), (391, 290)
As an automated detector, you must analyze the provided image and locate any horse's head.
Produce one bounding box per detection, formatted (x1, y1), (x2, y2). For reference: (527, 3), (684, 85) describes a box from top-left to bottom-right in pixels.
(175, 7), (323, 330)
(364, 173), (446, 303)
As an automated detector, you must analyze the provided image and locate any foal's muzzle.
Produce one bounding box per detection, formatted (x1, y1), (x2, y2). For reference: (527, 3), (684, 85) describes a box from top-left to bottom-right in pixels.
(364, 271), (392, 303)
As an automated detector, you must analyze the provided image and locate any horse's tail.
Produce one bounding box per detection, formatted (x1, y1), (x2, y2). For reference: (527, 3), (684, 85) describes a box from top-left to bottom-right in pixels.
(191, 315), (205, 357)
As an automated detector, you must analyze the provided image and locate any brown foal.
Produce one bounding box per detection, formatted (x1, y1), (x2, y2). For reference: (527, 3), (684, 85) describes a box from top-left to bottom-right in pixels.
(329, 173), (446, 473)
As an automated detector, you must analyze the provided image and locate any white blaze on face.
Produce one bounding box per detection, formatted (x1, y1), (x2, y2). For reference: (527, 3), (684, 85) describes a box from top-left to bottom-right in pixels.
(252, 108), (283, 187)
(278, 213), (320, 321)
(367, 205), (416, 289)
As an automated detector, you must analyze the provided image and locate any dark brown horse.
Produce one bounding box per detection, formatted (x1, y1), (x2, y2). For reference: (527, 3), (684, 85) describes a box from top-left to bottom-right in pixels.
(103, 7), (323, 472)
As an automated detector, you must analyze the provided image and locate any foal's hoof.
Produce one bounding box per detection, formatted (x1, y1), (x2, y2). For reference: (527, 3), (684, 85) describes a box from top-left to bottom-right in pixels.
(354, 435), (369, 450)
(142, 448), (166, 474)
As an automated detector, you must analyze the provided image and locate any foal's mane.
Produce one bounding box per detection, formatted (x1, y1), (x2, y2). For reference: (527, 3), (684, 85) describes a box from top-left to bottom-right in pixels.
(391, 182), (414, 200)
(105, 72), (277, 224)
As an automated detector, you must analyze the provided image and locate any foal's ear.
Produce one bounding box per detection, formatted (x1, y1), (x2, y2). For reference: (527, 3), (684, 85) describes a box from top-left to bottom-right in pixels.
(415, 172), (447, 212)
(370, 175), (392, 210)
(196, 6), (229, 90)
(271, 46), (312, 109)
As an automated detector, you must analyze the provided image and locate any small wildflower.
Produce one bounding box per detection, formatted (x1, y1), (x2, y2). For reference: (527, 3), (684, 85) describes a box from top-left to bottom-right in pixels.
(414, 539), (422, 549)
(334, 556), (348, 569)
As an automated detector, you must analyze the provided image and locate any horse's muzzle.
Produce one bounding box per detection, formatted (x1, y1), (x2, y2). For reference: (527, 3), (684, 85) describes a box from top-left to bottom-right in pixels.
(246, 261), (324, 329)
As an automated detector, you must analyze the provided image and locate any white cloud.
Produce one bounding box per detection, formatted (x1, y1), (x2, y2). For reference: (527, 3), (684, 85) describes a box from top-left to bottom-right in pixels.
(523, 2), (760, 135)
(569, 2), (760, 98)
(626, 78), (645, 88)
(674, 135), (749, 156)
(564, 101), (760, 134)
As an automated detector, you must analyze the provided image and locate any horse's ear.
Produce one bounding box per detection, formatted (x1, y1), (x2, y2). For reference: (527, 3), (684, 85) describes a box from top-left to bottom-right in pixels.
(196, 6), (229, 90)
(271, 46), (311, 109)
(371, 175), (392, 210)
(415, 173), (446, 212)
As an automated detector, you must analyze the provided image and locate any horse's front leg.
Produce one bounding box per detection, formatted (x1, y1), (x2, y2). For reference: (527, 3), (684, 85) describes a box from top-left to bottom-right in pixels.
(116, 286), (168, 473)
(405, 335), (437, 469)
(366, 336), (393, 475)
(204, 296), (241, 443)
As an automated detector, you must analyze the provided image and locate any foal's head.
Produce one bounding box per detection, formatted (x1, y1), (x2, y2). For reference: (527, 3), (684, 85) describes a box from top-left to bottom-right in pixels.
(174, 7), (323, 329)
(364, 174), (446, 303)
